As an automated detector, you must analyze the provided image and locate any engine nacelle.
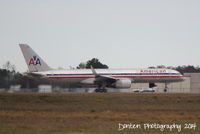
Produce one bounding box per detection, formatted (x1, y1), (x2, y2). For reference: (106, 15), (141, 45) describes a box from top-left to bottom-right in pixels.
(112, 79), (132, 89)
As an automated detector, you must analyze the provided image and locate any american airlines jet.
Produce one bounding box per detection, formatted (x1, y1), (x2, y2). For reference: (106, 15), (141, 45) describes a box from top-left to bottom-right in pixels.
(19, 44), (185, 92)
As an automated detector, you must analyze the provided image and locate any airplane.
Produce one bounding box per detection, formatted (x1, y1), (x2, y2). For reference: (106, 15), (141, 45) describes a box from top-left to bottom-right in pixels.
(19, 44), (185, 92)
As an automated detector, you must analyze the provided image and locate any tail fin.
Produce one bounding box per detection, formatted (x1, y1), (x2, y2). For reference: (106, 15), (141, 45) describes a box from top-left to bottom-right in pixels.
(19, 44), (52, 72)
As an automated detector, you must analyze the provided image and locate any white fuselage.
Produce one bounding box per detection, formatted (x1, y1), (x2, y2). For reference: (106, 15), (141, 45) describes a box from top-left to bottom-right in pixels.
(34, 68), (184, 84)
(19, 44), (185, 91)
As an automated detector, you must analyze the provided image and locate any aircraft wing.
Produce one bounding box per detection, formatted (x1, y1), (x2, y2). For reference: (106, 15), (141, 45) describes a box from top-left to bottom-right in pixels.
(90, 66), (117, 85)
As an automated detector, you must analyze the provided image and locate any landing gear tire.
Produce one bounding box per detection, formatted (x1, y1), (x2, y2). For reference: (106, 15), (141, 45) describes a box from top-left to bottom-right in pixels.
(95, 88), (107, 93)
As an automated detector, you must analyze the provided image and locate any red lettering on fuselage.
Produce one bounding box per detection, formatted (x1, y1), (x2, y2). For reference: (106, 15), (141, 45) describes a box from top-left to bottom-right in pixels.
(140, 69), (166, 73)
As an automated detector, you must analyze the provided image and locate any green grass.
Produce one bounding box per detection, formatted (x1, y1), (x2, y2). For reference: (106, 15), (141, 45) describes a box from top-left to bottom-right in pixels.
(0, 93), (200, 134)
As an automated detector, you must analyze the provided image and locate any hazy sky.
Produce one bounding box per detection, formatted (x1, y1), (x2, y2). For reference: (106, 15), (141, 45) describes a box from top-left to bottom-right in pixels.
(0, 0), (200, 72)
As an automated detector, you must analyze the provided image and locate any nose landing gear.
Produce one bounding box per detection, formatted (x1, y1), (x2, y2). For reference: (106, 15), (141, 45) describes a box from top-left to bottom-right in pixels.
(164, 83), (168, 92)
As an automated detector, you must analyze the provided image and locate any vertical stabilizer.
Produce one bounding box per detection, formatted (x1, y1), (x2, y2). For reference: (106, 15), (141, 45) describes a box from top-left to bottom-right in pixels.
(19, 44), (52, 72)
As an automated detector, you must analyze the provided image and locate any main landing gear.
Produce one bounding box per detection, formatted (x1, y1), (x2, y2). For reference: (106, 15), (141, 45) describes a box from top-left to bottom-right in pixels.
(95, 84), (107, 93)
(95, 88), (107, 93)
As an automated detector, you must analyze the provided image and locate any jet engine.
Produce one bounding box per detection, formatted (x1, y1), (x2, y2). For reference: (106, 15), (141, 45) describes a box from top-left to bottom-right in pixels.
(111, 79), (132, 89)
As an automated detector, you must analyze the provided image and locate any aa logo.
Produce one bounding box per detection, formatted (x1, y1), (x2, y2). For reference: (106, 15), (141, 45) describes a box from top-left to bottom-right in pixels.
(29, 56), (41, 66)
